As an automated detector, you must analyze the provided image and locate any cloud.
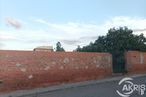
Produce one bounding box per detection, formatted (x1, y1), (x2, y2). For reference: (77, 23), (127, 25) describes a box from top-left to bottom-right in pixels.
(0, 32), (18, 49)
(35, 17), (146, 38)
(60, 36), (98, 45)
(35, 19), (102, 35)
(5, 17), (22, 29)
(0, 33), (17, 41)
(1, 16), (146, 51)
(79, 36), (98, 40)
(61, 39), (80, 45)
(103, 16), (146, 31)
(32, 17), (146, 50)
(133, 28), (146, 32)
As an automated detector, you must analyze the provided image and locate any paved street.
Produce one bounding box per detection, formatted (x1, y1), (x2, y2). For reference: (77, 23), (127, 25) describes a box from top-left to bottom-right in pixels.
(1, 74), (146, 97)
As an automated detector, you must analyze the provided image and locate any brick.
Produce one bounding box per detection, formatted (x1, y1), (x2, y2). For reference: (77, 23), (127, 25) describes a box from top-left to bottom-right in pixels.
(125, 51), (146, 74)
(0, 50), (112, 93)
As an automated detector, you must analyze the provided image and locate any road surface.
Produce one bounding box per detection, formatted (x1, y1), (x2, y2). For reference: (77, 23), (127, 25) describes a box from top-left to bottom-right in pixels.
(1, 74), (146, 97)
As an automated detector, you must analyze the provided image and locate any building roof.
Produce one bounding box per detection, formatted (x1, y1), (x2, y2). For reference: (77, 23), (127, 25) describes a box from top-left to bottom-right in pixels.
(34, 46), (53, 50)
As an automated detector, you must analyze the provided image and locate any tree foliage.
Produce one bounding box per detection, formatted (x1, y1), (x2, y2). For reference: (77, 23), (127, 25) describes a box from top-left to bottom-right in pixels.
(75, 27), (146, 73)
(56, 42), (65, 52)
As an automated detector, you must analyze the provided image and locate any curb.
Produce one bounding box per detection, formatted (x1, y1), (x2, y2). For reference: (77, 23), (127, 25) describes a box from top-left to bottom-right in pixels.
(0, 74), (146, 97)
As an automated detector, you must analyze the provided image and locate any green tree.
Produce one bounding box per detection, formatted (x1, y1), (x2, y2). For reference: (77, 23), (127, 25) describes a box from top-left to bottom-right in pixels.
(76, 27), (146, 73)
(75, 45), (82, 51)
(56, 42), (65, 51)
(105, 27), (146, 73)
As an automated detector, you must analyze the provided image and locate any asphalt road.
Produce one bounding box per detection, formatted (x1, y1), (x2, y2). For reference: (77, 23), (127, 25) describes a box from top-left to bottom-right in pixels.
(1, 74), (146, 97)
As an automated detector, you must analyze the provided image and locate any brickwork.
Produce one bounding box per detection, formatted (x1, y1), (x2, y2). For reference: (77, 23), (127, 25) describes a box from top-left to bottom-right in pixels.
(125, 51), (146, 74)
(0, 50), (112, 93)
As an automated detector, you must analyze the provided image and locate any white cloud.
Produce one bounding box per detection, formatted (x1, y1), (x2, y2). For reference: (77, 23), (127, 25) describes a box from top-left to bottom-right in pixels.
(104, 16), (146, 30)
(35, 19), (102, 34)
(61, 39), (81, 45)
(0, 32), (18, 41)
(1, 16), (146, 51)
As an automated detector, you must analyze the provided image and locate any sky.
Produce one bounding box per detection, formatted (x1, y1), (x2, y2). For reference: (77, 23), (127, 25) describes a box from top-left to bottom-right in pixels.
(0, 0), (146, 51)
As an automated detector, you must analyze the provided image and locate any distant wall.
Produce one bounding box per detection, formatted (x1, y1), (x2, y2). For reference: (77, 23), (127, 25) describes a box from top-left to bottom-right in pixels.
(0, 50), (112, 93)
(125, 51), (146, 74)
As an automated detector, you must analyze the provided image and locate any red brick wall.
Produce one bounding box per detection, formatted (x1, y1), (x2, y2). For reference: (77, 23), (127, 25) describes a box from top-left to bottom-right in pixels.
(125, 51), (146, 74)
(0, 50), (112, 93)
